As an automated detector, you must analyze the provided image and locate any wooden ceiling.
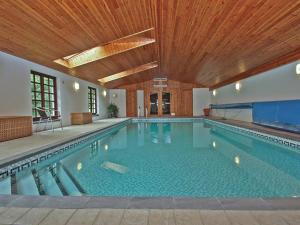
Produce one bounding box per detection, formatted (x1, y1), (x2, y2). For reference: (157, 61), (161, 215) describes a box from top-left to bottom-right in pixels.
(1, 0), (300, 89)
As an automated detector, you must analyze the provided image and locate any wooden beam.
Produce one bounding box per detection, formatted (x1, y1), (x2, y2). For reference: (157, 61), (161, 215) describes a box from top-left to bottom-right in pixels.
(54, 28), (155, 68)
(98, 61), (158, 84)
(210, 48), (300, 90)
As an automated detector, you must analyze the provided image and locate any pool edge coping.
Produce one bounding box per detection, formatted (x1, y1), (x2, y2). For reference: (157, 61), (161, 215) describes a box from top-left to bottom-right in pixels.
(0, 118), (131, 170)
(1, 195), (300, 210)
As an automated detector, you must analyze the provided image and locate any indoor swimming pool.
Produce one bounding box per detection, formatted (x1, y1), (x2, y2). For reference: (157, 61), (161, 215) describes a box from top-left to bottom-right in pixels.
(1, 118), (300, 198)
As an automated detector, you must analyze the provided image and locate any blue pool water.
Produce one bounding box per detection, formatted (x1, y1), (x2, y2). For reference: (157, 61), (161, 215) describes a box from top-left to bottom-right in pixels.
(1, 119), (300, 197)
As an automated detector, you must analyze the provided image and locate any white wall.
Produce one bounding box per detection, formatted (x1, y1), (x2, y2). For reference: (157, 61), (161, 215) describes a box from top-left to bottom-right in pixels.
(137, 90), (144, 117)
(193, 88), (211, 116)
(108, 89), (126, 117)
(0, 51), (109, 127)
(210, 60), (300, 122)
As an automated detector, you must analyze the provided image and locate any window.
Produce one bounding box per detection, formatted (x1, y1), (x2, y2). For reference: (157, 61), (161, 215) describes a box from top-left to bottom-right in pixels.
(31, 71), (58, 121)
(88, 87), (97, 115)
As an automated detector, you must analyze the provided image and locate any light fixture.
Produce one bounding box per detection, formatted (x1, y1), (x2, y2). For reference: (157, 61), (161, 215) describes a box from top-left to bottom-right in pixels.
(73, 81), (80, 91)
(235, 82), (241, 91)
(212, 89), (217, 96)
(234, 156), (240, 165)
(296, 63), (300, 75)
(102, 90), (107, 97)
(112, 93), (118, 98)
(77, 162), (82, 171)
(104, 144), (108, 151)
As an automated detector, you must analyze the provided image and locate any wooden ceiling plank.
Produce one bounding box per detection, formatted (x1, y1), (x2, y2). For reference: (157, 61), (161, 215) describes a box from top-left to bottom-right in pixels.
(210, 47), (300, 90)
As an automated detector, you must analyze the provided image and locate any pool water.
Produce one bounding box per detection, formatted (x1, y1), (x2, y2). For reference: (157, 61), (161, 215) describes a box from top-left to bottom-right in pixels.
(2, 120), (300, 197)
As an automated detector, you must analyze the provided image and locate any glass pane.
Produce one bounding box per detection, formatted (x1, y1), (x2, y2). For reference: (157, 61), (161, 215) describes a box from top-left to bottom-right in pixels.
(35, 83), (41, 92)
(31, 92), (35, 99)
(44, 77), (49, 85)
(35, 75), (40, 83)
(49, 79), (53, 86)
(150, 93), (158, 115)
(44, 85), (49, 93)
(36, 93), (41, 100)
(50, 94), (54, 101)
(162, 92), (171, 115)
(45, 101), (50, 109)
(31, 83), (35, 92)
(44, 94), (49, 101)
(49, 86), (54, 93)
(51, 102), (55, 109)
(31, 74), (34, 82)
(36, 101), (41, 108)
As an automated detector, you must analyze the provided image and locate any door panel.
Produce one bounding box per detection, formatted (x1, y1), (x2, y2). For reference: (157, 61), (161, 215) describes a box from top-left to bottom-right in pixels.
(126, 90), (137, 117)
(182, 90), (193, 116)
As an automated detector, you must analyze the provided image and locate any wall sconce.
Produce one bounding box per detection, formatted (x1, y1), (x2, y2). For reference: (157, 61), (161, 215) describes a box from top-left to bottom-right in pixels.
(112, 93), (118, 98)
(102, 90), (107, 97)
(296, 63), (300, 75)
(235, 82), (241, 91)
(212, 89), (217, 96)
(104, 144), (109, 151)
(73, 81), (80, 91)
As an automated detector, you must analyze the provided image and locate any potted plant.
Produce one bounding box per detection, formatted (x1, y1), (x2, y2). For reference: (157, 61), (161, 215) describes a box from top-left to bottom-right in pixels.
(107, 103), (119, 118)
(203, 107), (211, 117)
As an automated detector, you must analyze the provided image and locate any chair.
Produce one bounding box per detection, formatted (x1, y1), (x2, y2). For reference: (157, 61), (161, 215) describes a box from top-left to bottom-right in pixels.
(35, 107), (63, 132)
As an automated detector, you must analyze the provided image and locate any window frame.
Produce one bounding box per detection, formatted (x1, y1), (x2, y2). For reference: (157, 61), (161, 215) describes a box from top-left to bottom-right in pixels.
(31, 70), (58, 121)
(88, 86), (97, 115)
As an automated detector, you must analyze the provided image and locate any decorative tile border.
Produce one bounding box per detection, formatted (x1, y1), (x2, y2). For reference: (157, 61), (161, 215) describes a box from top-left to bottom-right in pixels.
(0, 120), (131, 180)
(204, 119), (300, 151)
(132, 118), (202, 123)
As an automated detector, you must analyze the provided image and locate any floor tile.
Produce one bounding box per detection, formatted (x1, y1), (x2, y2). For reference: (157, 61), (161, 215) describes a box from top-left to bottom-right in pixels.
(174, 198), (221, 209)
(94, 209), (124, 225)
(225, 210), (260, 225)
(276, 210), (300, 225)
(66, 208), (100, 225)
(0, 207), (30, 224)
(174, 209), (203, 225)
(15, 208), (52, 225)
(200, 210), (231, 225)
(39, 208), (76, 225)
(149, 209), (175, 225)
(251, 210), (289, 225)
(120, 209), (148, 225)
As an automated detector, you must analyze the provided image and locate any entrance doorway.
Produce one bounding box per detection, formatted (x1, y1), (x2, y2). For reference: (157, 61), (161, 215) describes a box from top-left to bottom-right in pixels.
(148, 92), (171, 116)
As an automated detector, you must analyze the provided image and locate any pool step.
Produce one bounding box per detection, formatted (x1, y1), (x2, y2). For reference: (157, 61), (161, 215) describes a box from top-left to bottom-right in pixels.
(49, 165), (68, 195)
(16, 172), (39, 196)
(0, 177), (11, 194)
(56, 164), (83, 196)
(38, 167), (63, 196)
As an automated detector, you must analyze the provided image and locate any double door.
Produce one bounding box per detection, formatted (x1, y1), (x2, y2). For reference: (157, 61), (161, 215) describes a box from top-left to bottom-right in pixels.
(149, 92), (171, 116)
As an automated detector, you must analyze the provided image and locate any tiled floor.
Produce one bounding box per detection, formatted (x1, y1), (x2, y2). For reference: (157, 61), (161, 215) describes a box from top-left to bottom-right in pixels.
(0, 207), (300, 225)
(0, 118), (129, 165)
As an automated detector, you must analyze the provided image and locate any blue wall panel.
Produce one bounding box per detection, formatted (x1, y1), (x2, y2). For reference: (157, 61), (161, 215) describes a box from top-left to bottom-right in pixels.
(253, 99), (300, 133)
